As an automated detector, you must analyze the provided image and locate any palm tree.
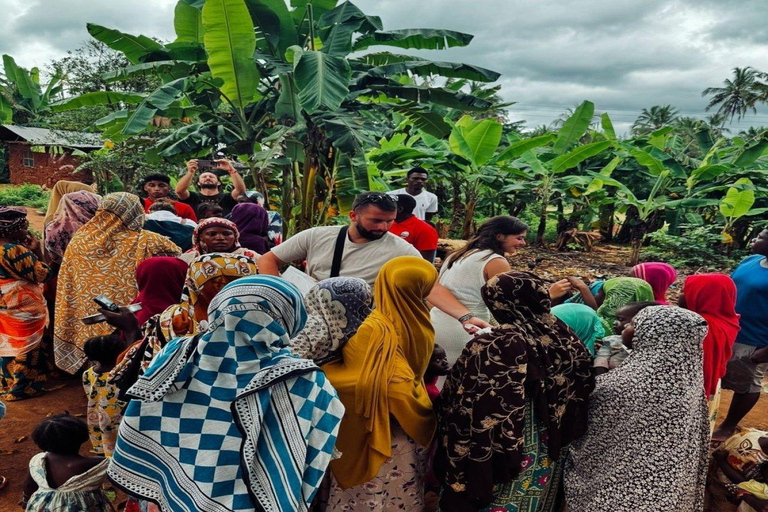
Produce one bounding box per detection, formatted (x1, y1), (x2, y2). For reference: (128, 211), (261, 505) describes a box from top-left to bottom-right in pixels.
(631, 105), (680, 135)
(702, 67), (767, 124)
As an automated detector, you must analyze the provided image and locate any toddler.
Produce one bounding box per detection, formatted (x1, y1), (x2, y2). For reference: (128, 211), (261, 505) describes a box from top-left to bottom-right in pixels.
(425, 343), (450, 402)
(21, 414), (110, 511)
(594, 301), (657, 375)
(82, 334), (126, 457)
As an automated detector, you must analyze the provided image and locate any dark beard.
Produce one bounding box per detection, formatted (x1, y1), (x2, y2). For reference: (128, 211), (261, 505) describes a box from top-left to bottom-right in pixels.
(356, 222), (386, 241)
(198, 183), (219, 190)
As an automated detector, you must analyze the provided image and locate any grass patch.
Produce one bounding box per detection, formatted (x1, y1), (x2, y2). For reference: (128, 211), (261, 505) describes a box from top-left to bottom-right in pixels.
(0, 184), (51, 209)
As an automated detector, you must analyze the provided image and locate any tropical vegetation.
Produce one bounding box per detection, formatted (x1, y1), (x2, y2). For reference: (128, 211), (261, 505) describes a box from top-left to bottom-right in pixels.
(0, 0), (766, 269)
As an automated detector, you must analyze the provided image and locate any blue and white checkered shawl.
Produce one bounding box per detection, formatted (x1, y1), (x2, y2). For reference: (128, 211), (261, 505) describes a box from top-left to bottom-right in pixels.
(108, 276), (345, 512)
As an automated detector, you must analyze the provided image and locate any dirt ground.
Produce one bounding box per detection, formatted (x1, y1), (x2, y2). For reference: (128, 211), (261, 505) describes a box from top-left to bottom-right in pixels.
(0, 217), (761, 510)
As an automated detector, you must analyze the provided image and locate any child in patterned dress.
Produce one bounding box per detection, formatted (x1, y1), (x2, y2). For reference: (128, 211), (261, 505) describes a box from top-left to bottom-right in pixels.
(21, 414), (110, 511)
(82, 334), (126, 457)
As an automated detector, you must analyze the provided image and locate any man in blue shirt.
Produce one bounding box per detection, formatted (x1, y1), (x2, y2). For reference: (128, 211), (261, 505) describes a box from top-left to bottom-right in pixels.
(714, 227), (768, 442)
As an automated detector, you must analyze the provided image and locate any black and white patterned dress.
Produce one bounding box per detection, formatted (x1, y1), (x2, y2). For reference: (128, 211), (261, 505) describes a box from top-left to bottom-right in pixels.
(563, 306), (710, 511)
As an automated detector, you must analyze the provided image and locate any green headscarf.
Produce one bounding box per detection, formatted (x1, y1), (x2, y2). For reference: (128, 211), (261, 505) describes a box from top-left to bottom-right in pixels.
(552, 303), (605, 355)
(596, 277), (655, 333)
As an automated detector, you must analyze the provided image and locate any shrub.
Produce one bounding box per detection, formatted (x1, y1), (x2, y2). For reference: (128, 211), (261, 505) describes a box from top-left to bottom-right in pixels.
(644, 225), (746, 271)
(0, 184), (51, 209)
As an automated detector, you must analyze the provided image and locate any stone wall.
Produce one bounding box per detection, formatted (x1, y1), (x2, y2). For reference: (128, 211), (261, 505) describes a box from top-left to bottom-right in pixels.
(7, 144), (92, 186)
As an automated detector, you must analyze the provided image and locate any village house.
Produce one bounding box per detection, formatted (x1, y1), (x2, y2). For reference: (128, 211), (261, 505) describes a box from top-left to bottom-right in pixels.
(0, 125), (101, 186)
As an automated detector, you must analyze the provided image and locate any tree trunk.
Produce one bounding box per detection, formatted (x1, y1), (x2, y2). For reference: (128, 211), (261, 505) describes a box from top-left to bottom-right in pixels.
(461, 196), (478, 239)
(628, 218), (648, 265)
(536, 200), (548, 245)
(597, 202), (615, 242)
(448, 180), (465, 236)
(615, 206), (639, 244)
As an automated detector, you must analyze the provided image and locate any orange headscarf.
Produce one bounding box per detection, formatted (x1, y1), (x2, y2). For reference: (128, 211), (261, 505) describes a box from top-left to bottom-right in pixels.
(322, 256), (437, 489)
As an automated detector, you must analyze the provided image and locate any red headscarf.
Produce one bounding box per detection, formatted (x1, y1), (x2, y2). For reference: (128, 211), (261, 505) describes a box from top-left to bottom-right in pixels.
(633, 262), (677, 304)
(132, 257), (189, 325)
(683, 273), (740, 398)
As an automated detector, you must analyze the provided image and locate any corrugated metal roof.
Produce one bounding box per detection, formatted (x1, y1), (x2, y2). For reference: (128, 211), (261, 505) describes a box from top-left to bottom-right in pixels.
(0, 125), (103, 148)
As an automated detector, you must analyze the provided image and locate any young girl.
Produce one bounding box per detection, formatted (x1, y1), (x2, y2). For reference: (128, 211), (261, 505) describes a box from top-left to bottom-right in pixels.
(712, 429), (768, 512)
(22, 414), (110, 511)
(594, 301), (658, 375)
(424, 343), (450, 402)
(82, 335), (126, 457)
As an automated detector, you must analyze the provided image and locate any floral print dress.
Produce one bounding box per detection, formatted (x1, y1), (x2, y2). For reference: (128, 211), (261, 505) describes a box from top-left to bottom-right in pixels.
(82, 367), (125, 457)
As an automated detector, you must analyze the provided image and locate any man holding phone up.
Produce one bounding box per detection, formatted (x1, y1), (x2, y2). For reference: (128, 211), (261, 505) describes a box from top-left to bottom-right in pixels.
(176, 159), (247, 217)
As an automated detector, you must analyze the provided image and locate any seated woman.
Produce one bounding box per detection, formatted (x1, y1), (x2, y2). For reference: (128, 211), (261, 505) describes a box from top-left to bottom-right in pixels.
(594, 277), (655, 333)
(179, 217), (260, 264)
(322, 256), (438, 512)
(0, 207), (54, 401)
(289, 277), (372, 364)
(711, 429), (768, 512)
(563, 306), (710, 511)
(109, 276), (344, 512)
(551, 302), (605, 355)
(228, 202), (270, 254)
(633, 262), (677, 305)
(436, 271), (594, 512)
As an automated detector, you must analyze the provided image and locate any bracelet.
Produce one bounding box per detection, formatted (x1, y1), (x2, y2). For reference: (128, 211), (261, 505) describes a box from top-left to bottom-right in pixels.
(457, 313), (473, 323)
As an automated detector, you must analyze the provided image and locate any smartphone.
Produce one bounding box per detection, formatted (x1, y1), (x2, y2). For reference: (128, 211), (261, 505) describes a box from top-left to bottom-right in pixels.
(197, 159), (218, 170)
(93, 295), (120, 313)
(82, 303), (142, 325)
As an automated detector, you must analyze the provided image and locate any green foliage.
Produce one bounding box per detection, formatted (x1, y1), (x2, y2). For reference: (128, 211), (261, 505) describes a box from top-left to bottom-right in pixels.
(0, 184), (50, 209)
(644, 226), (746, 270)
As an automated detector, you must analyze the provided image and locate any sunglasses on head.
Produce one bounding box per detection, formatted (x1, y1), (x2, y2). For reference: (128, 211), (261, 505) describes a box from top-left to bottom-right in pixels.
(353, 193), (397, 209)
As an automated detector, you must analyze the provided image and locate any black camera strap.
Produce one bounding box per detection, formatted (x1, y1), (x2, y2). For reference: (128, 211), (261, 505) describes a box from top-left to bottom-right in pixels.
(330, 226), (348, 278)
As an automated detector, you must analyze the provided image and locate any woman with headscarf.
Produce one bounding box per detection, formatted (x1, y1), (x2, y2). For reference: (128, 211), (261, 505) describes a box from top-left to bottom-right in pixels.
(53, 193), (181, 375)
(680, 274), (740, 435)
(109, 276), (344, 512)
(563, 306), (710, 511)
(596, 277), (654, 333)
(108, 257), (191, 401)
(289, 277), (373, 364)
(0, 207), (54, 400)
(160, 253), (258, 339)
(322, 256), (438, 512)
(44, 190), (102, 263)
(436, 272), (594, 512)
(179, 216), (260, 264)
(552, 302), (606, 355)
(633, 262), (677, 305)
(228, 202), (270, 254)
(43, 180), (97, 226)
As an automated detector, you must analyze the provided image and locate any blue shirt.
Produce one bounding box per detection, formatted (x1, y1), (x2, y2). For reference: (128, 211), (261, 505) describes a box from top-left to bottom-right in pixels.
(732, 254), (768, 348)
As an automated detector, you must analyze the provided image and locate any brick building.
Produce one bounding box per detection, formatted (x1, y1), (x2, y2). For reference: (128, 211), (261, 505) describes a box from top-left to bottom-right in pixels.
(0, 125), (102, 186)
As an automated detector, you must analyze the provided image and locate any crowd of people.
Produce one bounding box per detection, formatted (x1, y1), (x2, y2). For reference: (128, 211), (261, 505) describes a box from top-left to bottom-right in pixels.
(0, 162), (767, 512)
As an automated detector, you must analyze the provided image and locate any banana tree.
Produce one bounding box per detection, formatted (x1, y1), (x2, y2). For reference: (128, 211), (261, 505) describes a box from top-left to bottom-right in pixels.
(719, 178), (768, 246)
(508, 101), (616, 245)
(1, 55), (65, 124)
(52, 0), (502, 237)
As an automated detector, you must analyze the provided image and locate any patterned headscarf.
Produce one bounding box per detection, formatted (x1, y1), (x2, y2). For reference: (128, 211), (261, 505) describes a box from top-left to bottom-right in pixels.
(564, 306), (709, 511)
(552, 303), (606, 355)
(436, 271), (594, 511)
(110, 276), (344, 512)
(596, 277), (655, 333)
(44, 191), (101, 261)
(98, 192), (145, 231)
(0, 207), (28, 238)
(192, 217), (241, 253)
(633, 262), (677, 305)
(289, 277), (373, 364)
(159, 253), (258, 339)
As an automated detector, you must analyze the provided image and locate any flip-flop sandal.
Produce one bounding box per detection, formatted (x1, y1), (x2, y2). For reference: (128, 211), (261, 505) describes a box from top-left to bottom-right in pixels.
(0, 475), (8, 490)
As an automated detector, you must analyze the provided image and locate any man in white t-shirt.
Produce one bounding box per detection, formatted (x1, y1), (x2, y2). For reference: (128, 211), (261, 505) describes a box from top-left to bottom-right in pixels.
(389, 167), (438, 222)
(258, 191), (488, 329)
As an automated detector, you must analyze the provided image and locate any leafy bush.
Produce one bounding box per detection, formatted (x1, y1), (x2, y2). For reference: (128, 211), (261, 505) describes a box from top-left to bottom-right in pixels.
(0, 184), (51, 209)
(644, 225), (746, 271)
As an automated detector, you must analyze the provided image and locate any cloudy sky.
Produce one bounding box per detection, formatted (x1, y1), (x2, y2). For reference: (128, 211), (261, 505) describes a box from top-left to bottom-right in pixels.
(2, 0), (768, 134)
